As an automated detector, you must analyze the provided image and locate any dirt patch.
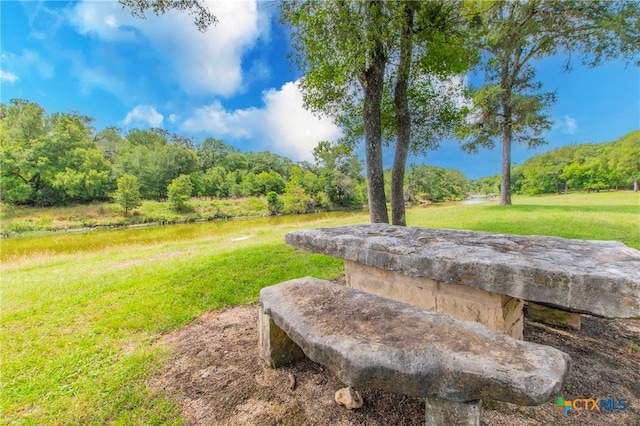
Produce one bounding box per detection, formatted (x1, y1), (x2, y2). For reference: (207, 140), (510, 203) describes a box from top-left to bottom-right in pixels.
(150, 304), (639, 425)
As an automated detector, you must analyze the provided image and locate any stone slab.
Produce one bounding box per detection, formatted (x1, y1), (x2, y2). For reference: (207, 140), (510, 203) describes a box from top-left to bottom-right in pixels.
(285, 224), (640, 319)
(259, 277), (571, 405)
(258, 308), (306, 368)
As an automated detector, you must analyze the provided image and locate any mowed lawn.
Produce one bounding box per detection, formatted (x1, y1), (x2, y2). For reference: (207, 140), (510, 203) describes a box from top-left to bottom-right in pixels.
(1, 191), (638, 425)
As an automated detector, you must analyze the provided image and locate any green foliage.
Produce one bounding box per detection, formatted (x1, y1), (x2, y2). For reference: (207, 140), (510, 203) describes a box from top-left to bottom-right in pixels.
(470, 174), (500, 195)
(0, 101), (336, 213)
(404, 164), (469, 202)
(313, 141), (365, 208)
(283, 182), (313, 214)
(0, 99), (112, 206)
(266, 191), (283, 215)
(167, 174), (193, 212)
(114, 174), (142, 215)
(508, 130), (640, 195)
(119, 0), (218, 32)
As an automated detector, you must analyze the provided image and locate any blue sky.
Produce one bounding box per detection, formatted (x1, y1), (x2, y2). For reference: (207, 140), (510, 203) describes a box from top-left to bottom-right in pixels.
(1, 1), (638, 179)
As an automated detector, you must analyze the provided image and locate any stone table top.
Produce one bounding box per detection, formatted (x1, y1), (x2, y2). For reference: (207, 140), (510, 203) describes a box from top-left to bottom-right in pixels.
(285, 224), (640, 319)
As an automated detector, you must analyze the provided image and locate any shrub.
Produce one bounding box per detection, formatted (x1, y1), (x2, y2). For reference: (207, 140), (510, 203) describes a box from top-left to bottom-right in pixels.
(266, 191), (283, 215)
(114, 175), (142, 215)
(167, 174), (194, 212)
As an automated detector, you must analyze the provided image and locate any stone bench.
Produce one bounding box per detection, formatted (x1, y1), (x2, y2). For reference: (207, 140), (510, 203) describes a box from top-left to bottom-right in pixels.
(285, 224), (640, 337)
(259, 277), (571, 425)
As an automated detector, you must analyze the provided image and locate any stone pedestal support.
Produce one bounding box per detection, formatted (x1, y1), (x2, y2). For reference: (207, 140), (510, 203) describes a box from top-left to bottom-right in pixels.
(526, 302), (581, 330)
(345, 260), (524, 340)
(258, 308), (305, 368)
(425, 397), (480, 426)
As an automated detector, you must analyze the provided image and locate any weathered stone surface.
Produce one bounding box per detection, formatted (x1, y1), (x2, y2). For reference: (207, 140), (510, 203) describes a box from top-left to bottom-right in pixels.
(259, 277), (571, 405)
(425, 397), (480, 426)
(285, 224), (640, 318)
(258, 308), (305, 368)
(334, 387), (363, 409)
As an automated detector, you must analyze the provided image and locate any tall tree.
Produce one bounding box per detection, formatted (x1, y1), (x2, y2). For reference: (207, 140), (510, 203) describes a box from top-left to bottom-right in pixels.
(286, 1), (475, 225)
(0, 99), (111, 205)
(388, 1), (475, 225)
(282, 0), (390, 223)
(459, 0), (640, 205)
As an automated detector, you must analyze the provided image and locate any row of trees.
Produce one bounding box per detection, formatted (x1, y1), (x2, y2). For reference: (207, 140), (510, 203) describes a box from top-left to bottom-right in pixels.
(3, 99), (634, 213)
(0, 99), (368, 211)
(471, 130), (640, 195)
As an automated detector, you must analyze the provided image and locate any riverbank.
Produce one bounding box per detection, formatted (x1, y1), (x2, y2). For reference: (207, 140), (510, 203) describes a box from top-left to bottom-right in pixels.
(0, 197), (365, 238)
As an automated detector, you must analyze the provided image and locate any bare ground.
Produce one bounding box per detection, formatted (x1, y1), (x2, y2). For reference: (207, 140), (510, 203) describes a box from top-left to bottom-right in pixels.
(149, 302), (640, 426)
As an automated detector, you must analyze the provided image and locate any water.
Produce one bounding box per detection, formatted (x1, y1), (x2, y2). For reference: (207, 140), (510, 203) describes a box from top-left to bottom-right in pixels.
(458, 197), (494, 205)
(2, 210), (368, 259)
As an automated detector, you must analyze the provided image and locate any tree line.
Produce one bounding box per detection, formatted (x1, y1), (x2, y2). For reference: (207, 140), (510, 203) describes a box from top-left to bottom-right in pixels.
(0, 99), (472, 213)
(471, 130), (640, 195)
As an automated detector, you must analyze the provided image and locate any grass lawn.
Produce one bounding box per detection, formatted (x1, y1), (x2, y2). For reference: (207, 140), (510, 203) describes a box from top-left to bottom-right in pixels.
(1, 191), (638, 424)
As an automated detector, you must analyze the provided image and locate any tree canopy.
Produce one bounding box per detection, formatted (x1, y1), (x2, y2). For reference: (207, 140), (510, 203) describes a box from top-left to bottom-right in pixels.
(459, 0), (640, 205)
(283, 0), (477, 225)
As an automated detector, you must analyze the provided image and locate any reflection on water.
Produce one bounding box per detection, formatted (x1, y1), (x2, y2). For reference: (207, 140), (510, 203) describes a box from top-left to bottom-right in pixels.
(458, 197), (494, 205)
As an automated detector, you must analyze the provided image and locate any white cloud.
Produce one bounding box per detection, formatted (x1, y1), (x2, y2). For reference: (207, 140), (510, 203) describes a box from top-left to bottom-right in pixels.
(122, 105), (164, 128)
(182, 100), (256, 138)
(69, 0), (264, 97)
(78, 65), (127, 96)
(182, 80), (343, 161)
(261, 81), (343, 160)
(1, 49), (54, 80)
(0, 70), (18, 84)
(168, 114), (178, 123)
(563, 115), (577, 134)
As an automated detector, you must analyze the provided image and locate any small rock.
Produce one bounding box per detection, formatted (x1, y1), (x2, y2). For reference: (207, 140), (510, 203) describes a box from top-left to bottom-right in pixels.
(334, 387), (363, 409)
(287, 373), (296, 390)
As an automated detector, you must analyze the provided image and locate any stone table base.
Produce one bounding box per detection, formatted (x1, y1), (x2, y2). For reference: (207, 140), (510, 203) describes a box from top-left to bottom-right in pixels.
(345, 260), (524, 339)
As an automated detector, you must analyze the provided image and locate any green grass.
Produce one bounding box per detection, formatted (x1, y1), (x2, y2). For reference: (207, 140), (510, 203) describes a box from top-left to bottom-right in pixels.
(1, 191), (638, 424)
(407, 191), (640, 249)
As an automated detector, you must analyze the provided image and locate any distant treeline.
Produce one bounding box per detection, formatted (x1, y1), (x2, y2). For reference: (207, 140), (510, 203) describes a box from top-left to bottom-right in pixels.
(0, 99), (470, 211)
(3, 100), (636, 210)
(472, 130), (640, 195)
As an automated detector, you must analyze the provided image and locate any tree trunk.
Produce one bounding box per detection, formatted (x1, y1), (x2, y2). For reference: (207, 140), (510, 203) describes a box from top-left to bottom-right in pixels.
(391, 3), (414, 226)
(363, 2), (389, 223)
(500, 63), (513, 206)
(634, 178), (638, 192)
(500, 126), (512, 206)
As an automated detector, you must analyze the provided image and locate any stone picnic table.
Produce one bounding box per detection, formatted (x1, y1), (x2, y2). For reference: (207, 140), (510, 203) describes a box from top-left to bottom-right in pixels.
(285, 224), (640, 339)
